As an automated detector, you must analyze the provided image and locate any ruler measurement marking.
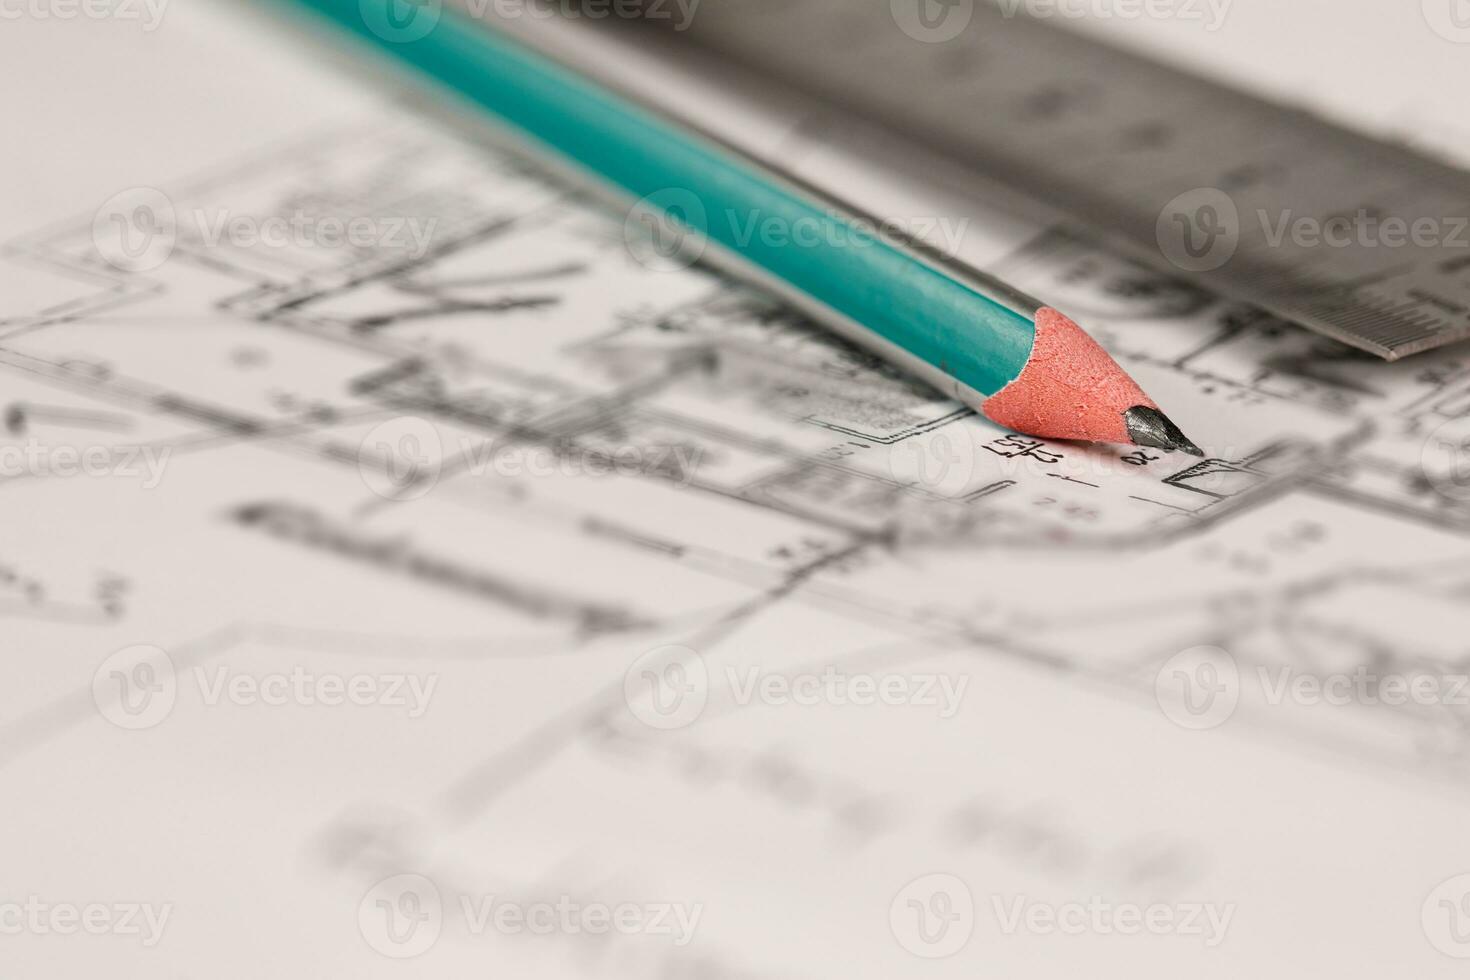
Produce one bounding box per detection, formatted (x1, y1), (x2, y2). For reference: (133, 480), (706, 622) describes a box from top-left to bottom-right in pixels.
(658, 1), (1470, 358)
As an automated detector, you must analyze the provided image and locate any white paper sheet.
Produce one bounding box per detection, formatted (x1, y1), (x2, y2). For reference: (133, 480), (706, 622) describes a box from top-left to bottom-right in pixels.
(4, 2), (1470, 976)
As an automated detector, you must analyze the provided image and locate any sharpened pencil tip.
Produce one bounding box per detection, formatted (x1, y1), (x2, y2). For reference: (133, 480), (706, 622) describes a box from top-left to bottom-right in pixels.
(1124, 406), (1205, 457)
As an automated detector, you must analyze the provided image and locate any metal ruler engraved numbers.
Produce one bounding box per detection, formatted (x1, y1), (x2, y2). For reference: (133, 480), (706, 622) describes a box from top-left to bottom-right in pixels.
(655, 0), (1470, 359)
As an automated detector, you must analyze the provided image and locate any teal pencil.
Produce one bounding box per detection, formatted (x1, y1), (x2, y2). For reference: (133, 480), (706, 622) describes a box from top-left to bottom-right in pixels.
(283, 0), (1200, 455)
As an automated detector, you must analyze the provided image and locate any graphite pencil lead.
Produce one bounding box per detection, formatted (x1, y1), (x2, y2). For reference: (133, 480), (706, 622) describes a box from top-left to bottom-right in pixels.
(1124, 406), (1205, 456)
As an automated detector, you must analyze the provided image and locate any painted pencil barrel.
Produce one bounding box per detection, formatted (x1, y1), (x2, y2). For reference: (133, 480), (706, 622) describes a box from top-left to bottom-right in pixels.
(288, 0), (1038, 397)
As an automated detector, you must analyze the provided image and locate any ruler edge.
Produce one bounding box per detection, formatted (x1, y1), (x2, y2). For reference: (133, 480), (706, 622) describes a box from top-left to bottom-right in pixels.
(603, 3), (1470, 362)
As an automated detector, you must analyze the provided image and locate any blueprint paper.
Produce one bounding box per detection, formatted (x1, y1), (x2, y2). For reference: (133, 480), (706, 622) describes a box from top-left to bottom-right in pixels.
(4, 2), (1470, 977)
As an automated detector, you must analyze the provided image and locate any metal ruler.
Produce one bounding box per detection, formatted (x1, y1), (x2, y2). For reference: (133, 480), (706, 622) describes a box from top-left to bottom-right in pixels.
(618, 0), (1470, 359)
